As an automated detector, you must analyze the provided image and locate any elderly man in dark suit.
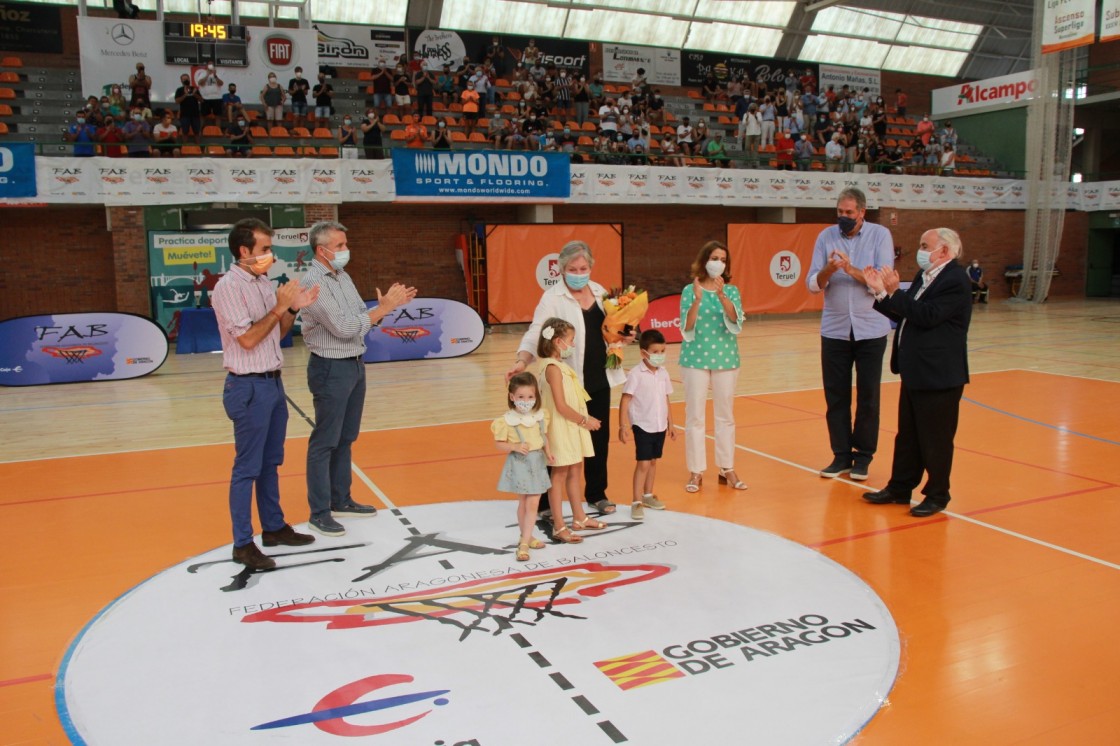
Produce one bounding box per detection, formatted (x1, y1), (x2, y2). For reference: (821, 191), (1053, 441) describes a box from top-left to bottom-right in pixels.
(861, 228), (972, 518)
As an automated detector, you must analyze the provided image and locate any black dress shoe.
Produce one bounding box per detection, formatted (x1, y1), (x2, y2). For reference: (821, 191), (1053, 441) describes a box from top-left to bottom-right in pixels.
(862, 488), (910, 505)
(909, 499), (948, 517)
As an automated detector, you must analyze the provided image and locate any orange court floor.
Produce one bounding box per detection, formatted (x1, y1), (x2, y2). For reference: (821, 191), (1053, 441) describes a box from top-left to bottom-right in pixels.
(1, 300), (1119, 744)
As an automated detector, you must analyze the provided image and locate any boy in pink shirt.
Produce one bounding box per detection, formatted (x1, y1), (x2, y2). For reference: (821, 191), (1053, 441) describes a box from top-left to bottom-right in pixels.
(619, 330), (676, 520)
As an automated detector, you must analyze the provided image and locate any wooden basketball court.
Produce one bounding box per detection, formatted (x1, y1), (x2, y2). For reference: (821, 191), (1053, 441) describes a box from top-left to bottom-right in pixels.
(1, 299), (1118, 744)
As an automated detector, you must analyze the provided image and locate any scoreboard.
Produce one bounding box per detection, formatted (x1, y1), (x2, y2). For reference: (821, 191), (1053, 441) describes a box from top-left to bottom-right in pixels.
(163, 22), (249, 67)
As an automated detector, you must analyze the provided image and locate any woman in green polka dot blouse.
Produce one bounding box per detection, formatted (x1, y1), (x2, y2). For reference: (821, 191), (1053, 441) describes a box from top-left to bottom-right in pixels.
(679, 240), (747, 493)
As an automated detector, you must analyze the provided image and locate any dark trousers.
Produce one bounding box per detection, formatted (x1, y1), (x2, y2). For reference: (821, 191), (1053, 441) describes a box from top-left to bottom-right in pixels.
(887, 383), (963, 503)
(223, 374), (289, 547)
(306, 355), (366, 520)
(537, 385), (612, 511)
(417, 93), (434, 118)
(821, 334), (887, 465)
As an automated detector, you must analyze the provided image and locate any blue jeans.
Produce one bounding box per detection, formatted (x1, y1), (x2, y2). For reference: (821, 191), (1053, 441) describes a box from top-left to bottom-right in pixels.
(222, 374), (289, 547)
(306, 355), (366, 520)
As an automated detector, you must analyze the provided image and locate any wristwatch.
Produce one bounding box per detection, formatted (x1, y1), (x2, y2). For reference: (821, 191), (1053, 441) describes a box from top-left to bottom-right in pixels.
(287, 307), (298, 315)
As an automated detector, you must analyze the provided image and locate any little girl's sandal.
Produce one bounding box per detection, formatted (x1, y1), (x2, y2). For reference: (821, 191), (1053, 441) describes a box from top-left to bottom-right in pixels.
(552, 525), (584, 544)
(527, 537), (546, 550)
(516, 543), (531, 562)
(572, 517), (607, 531)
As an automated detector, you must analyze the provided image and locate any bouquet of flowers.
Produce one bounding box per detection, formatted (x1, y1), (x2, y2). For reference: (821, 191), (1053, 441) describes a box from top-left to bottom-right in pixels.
(602, 285), (649, 369)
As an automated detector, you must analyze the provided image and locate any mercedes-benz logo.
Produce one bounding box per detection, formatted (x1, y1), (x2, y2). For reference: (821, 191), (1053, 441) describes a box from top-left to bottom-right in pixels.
(111, 24), (135, 46)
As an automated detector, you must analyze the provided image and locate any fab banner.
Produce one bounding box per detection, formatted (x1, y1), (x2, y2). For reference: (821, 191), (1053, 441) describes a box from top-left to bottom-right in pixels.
(728, 224), (829, 315)
(485, 224), (623, 324)
(148, 229), (315, 338)
(362, 298), (484, 363)
(0, 313), (168, 386)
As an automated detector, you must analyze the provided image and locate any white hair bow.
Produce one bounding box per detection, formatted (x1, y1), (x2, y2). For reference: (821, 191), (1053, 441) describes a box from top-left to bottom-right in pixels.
(542, 326), (555, 340)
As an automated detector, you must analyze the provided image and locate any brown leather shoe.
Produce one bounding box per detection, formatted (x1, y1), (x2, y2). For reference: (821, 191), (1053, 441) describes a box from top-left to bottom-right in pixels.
(232, 542), (276, 570)
(261, 524), (315, 547)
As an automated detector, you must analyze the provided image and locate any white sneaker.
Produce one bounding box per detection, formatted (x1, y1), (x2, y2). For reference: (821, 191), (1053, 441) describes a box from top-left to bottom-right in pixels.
(641, 494), (666, 510)
(630, 501), (645, 521)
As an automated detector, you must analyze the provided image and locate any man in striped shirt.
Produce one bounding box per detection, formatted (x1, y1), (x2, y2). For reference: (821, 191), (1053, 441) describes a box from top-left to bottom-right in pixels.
(299, 221), (417, 537)
(212, 218), (320, 570)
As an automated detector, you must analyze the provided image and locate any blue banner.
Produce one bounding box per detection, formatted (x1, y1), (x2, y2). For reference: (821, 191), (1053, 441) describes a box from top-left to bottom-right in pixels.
(0, 143), (37, 198)
(391, 149), (570, 201)
(0, 312), (168, 386)
(363, 297), (484, 363)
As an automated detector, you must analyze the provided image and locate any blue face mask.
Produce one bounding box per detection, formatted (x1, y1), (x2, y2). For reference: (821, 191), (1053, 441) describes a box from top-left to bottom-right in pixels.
(916, 249), (933, 270)
(565, 272), (590, 290)
(328, 248), (350, 271)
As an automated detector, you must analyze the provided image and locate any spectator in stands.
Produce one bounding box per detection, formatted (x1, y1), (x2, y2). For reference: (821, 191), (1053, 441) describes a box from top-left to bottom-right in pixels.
(486, 35), (508, 77)
(82, 96), (103, 127)
(702, 73), (722, 103)
(599, 97), (620, 137)
(871, 103), (887, 141)
(96, 116), (126, 157)
(800, 67), (817, 95)
(409, 51), (425, 75)
(122, 108), (152, 157)
(825, 132), (844, 172)
(647, 89), (665, 126)
(727, 76), (743, 108)
(400, 118), (427, 149)
(939, 121), (958, 148)
(738, 103), (761, 168)
(338, 115), (358, 158)
(940, 142), (956, 175)
(661, 131), (683, 167)
(616, 88), (633, 111)
(883, 144), (905, 173)
(108, 85), (128, 119)
(907, 137), (924, 173)
(774, 128), (794, 170)
(693, 117), (711, 154)
(591, 131), (611, 163)
(801, 87), (817, 136)
(618, 105), (634, 139)
(176, 73), (204, 144)
(627, 129), (648, 154)
(759, 96), (776, 149)
(968, 259), (988, 303)
(924, 139), (943, 173)
(895, 88), (908, 119)
(609, 132), (629, 163)
(522, 39), (541, 69)
(227, 115), (253, 157)
(288, 66), (310, 130)
(199, 64), (224, 128)
(505, 118), (526, 150)
(589, 73), (605, 110)
(128, 63), (151, 109)
(470, 65), (493, 109)
(259, 72), (286, 129)
(414, 65), (437, 119)
(66, 110), (99, 157)
(314, 72), (335, 129)
(555, 69), (574, 121)
(360, 108), (386, 159)
(795, 133), (814, 171)
(370, 61), (394, 113)
(152, 110), (180, 157)
(460, 81), (481, 136)
(631, 67), (648, 99)
(488, 112), (509, 148)
(774, 87), (789, 132)
(783, 68), (799, 94)
(222, 83), (244, 126)
(523, 111), (545, 150)
(916, 114), (935, 147)
(815, 114), (834, 149)
(704, 130), (731, 167)
(529, 60), (547, 84)
(557, 124), (579, 153)
(570, 73), (590, 125)
(789, 98), (804, 136)
(539, 130), (559, 152)
(677, 116), (695, 156)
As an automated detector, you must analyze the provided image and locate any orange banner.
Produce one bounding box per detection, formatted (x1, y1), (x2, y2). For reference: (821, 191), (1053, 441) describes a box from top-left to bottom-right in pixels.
(486, 224), (623, 323)
(728, 224), (831, 315)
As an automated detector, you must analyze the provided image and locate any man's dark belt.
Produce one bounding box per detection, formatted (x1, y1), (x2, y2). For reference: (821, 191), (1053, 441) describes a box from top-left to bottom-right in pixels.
(311, 353), (364, 361)
(229, 370), (282, 378)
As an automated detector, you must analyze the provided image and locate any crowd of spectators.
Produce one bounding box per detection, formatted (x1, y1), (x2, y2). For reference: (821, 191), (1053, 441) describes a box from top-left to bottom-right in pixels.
(56, 52), (970, 173)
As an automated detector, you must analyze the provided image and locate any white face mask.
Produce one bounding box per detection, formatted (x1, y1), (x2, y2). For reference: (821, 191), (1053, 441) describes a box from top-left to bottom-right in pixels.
(705, 259), (726, 279)
(513, 399), (536, 413)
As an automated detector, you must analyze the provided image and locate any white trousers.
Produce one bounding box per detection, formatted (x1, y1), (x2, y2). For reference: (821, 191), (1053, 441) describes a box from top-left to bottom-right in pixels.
(760, 120), (776, 148)
(682, 366), (740, 474)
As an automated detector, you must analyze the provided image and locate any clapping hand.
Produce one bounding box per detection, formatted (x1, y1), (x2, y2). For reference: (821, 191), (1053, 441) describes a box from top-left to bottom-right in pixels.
(881, 268), (901, 294)
(864, 266), (885, 294)
(292, 284), (319, 310)
(712, 275), (726, 296)
(376, 282), (418, 313)
(276, 280), (301, 308)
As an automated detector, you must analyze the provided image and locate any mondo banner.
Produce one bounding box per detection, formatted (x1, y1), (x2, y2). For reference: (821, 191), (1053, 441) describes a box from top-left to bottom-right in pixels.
(392, 149), (571, 201)
(362, 297), (484, 363)
(0, 312), (168, 386)
(0, 143), (37, 198)
(58, 503), (900, 745)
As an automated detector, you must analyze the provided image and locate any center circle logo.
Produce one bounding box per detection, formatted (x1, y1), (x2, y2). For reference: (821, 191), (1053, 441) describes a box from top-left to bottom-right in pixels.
(770, 250), (801, 287)
(59, 503), (899, 744)
(535, 252), (561, 290)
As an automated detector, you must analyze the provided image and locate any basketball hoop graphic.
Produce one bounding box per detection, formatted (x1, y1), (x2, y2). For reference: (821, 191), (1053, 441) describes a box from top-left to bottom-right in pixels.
(41, 346), (103, 364)
(381, 326), (431, 344)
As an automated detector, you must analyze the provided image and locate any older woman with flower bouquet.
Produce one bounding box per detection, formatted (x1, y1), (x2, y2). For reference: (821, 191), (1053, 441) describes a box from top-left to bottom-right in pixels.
(680, 240), (747, 493)
(506, 240), (636, 519)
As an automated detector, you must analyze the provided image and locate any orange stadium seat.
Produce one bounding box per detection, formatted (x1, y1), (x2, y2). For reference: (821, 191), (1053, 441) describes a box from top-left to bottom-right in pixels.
(581, 122), (596, 132)
(382, 114), (401, 125)
(433, 102), (447, 112)
(468, 132), (487, 143)
(0, 104), (12, 116)
(495, 79), (511, 88)
(400, 115), (414, 125)
(206, 145), (226, 156)
(0, 122), (9, 135)
(390, 130), (407, 140)
(201, 125), (223, 137)
(577, 135), (594, 146)
(312, 127), (334, 140)
(358, 71), (373, 81)
(298, 146), (317, 157)
(249, 126), (268, 138)
(1, 57), (22, 68)
(273, 145), (296, 156)
(421, 116), (437, 126)
(269, 126), (290, 138)
(648, 138), (660, 150)
(251, 146), (272, 157)
(290, 127), (311, 138)
(180, 145), (202, 156)
(450, 131), (467, 142)
(0, 89), (15, 100)
(0, 72), (19, 83)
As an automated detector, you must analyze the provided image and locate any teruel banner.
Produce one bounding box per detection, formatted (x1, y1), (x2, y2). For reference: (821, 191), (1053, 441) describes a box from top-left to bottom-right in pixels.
(315, 23), (407, 69)
(0, 312), (168, 386)
(485, 223), (622, 324)
(77, 17), (319, 103)
(0, 143), (37, 198)
(930, 69), (1041, 118)
(362, 297), (484, 363)
(392, 149), (571, 201)
(728, 224), (829, 315)
(1042, 0), (1096, 54)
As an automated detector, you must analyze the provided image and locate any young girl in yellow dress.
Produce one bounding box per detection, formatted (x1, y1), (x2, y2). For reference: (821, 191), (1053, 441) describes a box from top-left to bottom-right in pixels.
(538, 317), (607, 544)
(492, 372), (554, 561)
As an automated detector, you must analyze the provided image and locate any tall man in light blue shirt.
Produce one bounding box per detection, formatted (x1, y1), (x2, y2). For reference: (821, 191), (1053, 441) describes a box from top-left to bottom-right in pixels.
(807, 188), (895, 482)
